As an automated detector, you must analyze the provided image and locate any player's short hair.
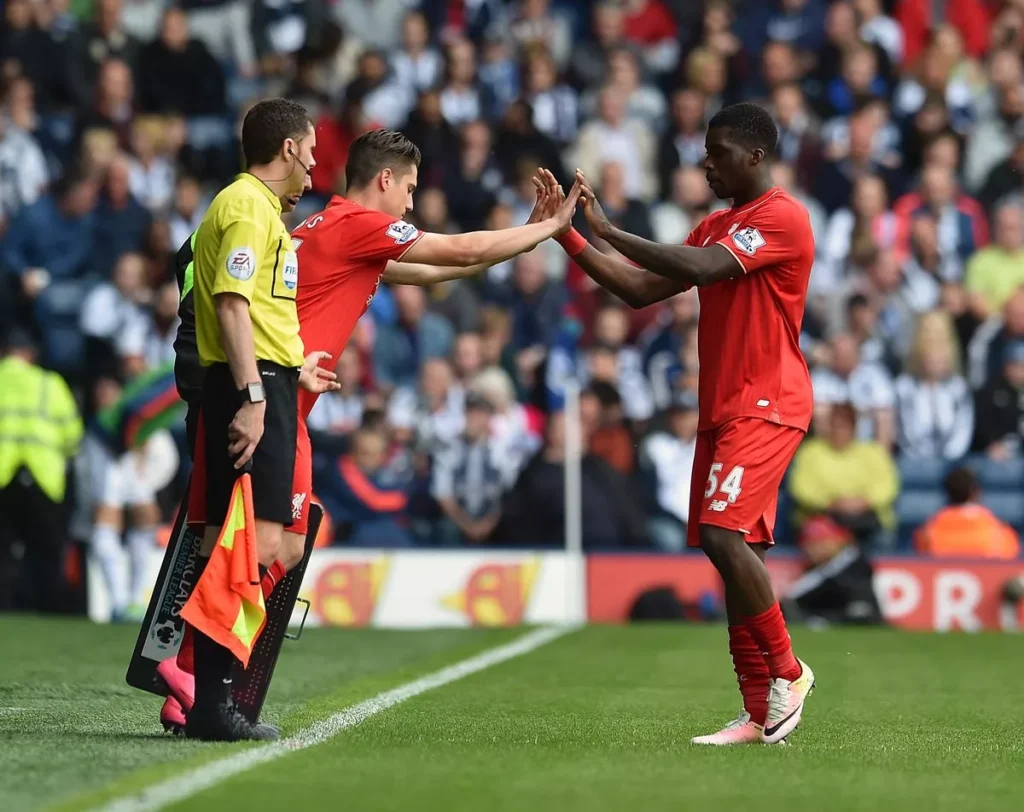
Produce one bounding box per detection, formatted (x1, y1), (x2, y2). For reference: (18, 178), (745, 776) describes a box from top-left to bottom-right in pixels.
(241, 98), (312, 167)
(708, 102), (779, 156)
(345, 129), (422, 190)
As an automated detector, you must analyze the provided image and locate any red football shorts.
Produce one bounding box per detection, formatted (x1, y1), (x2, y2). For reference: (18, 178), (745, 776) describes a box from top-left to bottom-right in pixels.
(188, 411), (313, 536)
(687, 417), (805, 548)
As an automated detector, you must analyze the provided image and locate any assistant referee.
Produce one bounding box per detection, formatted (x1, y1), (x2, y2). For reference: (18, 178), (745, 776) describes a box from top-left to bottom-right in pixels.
(184, 98), (320, 742)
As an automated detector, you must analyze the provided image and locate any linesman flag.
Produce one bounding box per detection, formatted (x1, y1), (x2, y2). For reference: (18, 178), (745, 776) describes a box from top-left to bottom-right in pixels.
(180, 474), (267, 668)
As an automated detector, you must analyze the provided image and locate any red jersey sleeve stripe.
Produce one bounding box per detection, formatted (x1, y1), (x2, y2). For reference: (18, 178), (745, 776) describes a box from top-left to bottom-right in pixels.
(395, 230), (425, 262)
(715, 239), (750, 274)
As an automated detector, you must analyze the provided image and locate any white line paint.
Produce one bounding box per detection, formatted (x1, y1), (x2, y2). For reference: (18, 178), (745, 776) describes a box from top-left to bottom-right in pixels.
(95, 625), (574, 812)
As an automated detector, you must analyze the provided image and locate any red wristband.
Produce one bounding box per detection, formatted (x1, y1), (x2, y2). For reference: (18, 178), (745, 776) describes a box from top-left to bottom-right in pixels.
(557, 228), (587, 257)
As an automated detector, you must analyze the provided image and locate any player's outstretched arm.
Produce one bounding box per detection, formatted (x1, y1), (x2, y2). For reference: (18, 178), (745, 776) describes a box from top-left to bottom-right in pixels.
(382, 260), (491, 285)
(572, 243), (688, 308)
(384, 242), (535, 284)
(575, 170), (742, 288)
(399, 181), (581, 268)
(381, 178), (565, 285)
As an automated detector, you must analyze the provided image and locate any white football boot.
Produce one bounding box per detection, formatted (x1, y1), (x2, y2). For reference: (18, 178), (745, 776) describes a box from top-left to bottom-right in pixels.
(761, 659), (815, 744)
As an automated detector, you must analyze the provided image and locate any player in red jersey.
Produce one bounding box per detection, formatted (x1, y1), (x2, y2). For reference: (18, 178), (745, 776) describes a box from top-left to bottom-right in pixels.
(539, 103), (815, 745)
(276, 129), (580, 580)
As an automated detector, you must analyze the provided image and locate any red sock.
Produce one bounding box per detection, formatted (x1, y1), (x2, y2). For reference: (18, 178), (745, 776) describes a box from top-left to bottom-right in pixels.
(176, 624), (195, 675)
(260, 560), (287, 600)
(728, 624), (770, 726)
(745, 602), (801, 682)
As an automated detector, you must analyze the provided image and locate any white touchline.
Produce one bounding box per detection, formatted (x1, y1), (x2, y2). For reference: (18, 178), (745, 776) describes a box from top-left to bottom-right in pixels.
(94, 625), (575, 812)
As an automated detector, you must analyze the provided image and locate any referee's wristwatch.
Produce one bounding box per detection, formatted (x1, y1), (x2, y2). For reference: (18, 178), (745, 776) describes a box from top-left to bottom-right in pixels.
(239, 381), (266, 405)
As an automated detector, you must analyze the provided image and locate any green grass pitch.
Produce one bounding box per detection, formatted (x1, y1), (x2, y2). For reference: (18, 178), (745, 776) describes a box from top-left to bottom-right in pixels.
(1, 617), (1022, 812)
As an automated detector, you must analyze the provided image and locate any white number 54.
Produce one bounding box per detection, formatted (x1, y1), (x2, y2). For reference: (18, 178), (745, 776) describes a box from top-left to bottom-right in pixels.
(705, 463), (745, 503)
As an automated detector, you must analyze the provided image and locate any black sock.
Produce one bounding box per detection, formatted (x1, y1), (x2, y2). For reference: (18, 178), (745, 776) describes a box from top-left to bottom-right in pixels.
(193, 629), (235, 707)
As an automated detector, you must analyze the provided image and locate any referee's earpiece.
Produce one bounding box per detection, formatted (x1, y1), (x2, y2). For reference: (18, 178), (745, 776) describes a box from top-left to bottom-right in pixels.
(288, 146), (311, 176)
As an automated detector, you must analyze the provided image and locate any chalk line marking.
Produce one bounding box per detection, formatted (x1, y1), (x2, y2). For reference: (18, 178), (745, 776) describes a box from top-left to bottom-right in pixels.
(96, 625), (574, 812)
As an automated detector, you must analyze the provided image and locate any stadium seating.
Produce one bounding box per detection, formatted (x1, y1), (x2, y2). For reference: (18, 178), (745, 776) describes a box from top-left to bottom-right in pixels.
(896, 490), (947, 541)
(897, 456), (949, 489)
(889, 455), (1024, 551)
(970, 457), (1024, 490)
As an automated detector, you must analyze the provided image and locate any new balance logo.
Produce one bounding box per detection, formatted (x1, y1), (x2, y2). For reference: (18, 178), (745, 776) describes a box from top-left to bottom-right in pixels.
(708, 500), (729, 512)
(291, 492), (306, 520)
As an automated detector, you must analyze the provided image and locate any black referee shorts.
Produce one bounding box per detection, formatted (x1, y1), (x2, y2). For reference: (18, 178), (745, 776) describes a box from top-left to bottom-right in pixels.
(199, 361), (299, 527)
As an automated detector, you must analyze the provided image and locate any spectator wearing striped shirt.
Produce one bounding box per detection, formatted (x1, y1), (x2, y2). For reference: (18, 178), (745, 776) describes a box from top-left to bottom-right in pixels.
(431, 391), (513, 545)
(820, 174), (899, 293)
(638, 389), (698, 552)
(523, 47), (579, 147)
(812, 333), (896, 447)
(895, 310), (974, 461)
(387, 357), (465, 458)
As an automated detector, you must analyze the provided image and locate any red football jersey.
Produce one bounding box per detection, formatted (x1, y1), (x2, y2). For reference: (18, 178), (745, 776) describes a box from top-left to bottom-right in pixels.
(293, 196), (424, 418)
(686, 187), (814, 432)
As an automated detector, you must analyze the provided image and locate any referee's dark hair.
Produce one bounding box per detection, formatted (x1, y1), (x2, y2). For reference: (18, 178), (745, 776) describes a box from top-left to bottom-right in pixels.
(708, 102), (779, 156)
(345, 129), (422, 190)
(241, 98), (313, 167)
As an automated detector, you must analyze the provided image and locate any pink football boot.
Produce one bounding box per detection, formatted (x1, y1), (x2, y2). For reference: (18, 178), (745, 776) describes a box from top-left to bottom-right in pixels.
(691, 710), (767, 745)
(160, 696), (186, 735)
(156, 657), (195, 712)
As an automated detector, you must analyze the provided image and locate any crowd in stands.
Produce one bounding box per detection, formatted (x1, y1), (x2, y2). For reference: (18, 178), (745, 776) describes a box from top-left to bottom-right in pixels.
(2, 0), (1024, 562)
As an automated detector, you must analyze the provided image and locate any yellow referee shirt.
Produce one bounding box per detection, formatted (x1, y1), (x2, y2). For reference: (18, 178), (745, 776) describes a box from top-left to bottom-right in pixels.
(193, 173), (304, 369)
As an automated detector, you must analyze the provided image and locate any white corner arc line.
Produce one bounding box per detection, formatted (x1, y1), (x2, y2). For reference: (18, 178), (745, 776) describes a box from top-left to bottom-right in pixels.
(95, 625), (575, 812)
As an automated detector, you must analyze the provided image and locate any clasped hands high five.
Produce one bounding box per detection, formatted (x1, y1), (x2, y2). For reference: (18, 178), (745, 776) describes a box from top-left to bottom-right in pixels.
(528, 167), (613, 241)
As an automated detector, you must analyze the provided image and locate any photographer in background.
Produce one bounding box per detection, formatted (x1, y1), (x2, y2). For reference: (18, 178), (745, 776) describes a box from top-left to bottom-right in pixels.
(782, 515), (884, 627)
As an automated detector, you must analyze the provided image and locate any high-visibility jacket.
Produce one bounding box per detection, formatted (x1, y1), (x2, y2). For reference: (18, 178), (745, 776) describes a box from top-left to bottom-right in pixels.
(0, 356), (83, 501)
(915, 503), (1021, 560)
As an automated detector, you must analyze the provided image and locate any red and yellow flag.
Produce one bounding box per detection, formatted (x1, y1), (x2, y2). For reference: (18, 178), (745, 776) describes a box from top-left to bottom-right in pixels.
(180, 475), (267, 668)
